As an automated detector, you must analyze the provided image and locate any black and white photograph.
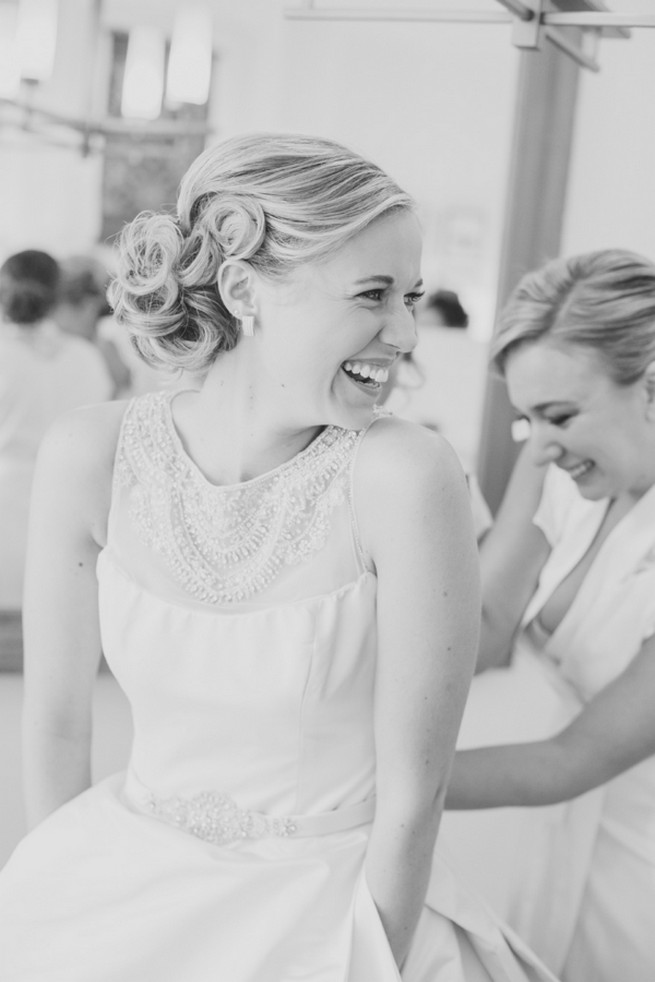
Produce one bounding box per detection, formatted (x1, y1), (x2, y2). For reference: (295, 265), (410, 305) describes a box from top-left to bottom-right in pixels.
(1, 2), (655, 979)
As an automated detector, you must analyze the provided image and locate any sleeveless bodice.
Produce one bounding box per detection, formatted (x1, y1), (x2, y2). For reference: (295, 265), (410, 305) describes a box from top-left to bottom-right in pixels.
(97, 391), (378, 818)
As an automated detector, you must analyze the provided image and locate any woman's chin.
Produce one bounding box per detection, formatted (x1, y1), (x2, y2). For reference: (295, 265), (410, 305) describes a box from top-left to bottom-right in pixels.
(326, 376), (382, 429)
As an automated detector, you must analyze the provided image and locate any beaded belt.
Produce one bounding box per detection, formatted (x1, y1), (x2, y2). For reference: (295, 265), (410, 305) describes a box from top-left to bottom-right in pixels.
(124, 769), (375, 846)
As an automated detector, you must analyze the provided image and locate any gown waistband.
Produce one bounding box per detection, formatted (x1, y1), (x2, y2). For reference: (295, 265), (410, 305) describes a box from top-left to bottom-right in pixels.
(123, 768), (376, 846)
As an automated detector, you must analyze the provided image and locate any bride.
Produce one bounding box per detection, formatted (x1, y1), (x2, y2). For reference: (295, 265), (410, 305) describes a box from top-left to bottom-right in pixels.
(0, 132), (555, 981)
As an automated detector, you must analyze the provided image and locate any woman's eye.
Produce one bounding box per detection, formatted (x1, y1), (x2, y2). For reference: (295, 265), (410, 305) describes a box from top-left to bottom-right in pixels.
(547, 413), (574, 427)
(357, 289), (425, 307)
(404, 292), (425, 309)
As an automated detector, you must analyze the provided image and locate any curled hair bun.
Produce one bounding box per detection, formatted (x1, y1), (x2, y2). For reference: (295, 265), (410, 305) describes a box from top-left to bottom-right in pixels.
(109, 210), (236, 374)
(114, 211), (183, 300)
(195, 195), (266, 262)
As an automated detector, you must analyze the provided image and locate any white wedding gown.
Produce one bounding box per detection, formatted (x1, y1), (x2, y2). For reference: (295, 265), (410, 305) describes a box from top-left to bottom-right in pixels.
(0, 391), (556, 981)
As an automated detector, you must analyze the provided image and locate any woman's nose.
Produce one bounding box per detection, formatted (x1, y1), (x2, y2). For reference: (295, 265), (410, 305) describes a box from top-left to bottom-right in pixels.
(380, 305), (417, 354)
(528, 423), (563, 465)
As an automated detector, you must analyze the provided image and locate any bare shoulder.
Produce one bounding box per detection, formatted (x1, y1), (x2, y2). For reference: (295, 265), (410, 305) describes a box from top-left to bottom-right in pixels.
(353, 416), (474, 565)
(34, 399), (129, 547)
(355, 414), (467, 505)
(38, 399), (128, 476)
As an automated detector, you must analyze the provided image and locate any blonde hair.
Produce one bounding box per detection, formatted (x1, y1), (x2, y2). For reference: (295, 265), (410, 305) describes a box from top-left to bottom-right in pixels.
(493, 249), (655, 385)
(108, 133), (414, 374)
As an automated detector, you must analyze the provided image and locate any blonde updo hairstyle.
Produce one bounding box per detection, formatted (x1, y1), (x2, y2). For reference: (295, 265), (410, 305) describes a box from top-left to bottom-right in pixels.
(493, 249), (655, 386)
(109, 133), (414, 375)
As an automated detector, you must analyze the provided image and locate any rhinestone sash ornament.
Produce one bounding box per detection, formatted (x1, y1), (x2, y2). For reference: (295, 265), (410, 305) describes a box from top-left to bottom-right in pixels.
(145, 788), (297, 845)
(115, 391), (361, 604)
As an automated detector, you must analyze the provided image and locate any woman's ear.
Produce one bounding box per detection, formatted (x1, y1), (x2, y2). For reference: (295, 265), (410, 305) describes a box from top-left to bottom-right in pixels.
(217, 260), (257, 318)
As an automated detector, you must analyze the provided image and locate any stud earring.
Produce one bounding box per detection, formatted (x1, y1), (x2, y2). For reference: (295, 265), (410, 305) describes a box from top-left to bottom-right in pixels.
(241, 314), (255, 337)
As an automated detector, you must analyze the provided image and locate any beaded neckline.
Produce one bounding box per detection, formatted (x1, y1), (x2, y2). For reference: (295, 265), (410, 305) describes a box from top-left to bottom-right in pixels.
(116, 390), (362, 605)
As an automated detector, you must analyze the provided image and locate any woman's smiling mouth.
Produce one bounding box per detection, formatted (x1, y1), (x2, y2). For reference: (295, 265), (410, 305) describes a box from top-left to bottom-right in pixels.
(562, 459), (595, 481)
(342, 361), (390, 389)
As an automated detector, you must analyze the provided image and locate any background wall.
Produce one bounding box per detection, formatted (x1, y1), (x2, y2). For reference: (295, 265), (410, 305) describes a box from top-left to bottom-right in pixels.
(1, 0), (520, 342)
(564, 4), (655, 259)
(3, 1), (654, 335)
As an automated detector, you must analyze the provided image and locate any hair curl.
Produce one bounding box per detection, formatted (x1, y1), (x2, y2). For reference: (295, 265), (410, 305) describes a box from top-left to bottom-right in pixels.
(108, 132), (414, 374)
(0, 250), (60, 325)
(492, 248), (655, 385)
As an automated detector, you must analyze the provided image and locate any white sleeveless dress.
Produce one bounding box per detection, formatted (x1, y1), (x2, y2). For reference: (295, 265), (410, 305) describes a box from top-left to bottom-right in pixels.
(0, 391), (556, 982)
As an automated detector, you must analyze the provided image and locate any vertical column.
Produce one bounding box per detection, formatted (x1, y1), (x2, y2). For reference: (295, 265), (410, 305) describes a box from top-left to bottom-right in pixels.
(476, 40), (581, 513)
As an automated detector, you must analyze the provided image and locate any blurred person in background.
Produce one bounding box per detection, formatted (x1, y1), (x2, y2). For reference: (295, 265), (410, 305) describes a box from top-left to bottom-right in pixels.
(56, 252), (172, 399)
(421, 289), (470, 329)
(0, 250), (112, 660)
(54, 255), (132, 397)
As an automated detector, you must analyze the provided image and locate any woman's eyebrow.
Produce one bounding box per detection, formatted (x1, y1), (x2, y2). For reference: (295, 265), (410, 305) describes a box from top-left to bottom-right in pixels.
(531, 400), (577, 413)
(352, 275), (394, 286)
(351, 275), (424, 289)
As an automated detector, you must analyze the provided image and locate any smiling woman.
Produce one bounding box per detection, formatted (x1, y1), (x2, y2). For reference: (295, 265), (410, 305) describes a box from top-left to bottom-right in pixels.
(443, 249), (655, 982)
(0, 132), (554, 981)
(505, 341), (655, 504)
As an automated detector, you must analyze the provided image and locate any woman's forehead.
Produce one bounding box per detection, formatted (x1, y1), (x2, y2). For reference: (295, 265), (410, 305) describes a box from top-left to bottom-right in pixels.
(505, 339), (611, 407)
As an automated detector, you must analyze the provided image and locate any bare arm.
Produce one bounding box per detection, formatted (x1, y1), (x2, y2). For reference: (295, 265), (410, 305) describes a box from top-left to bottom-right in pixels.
(22, 402), (124, 828)
(356, 419), (480, 968)
(447, 632), (655, 808)
(477, 445), (551, 673)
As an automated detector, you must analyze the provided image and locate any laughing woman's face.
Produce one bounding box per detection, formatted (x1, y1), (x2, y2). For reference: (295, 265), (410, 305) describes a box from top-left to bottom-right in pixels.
(506, 339), (655, 503)
(249, 209), (424, 432)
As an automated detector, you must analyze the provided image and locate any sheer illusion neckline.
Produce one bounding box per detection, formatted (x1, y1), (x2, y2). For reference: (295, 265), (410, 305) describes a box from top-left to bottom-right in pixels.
(116, 391), (365, 604)
(163, 390), (337, 492)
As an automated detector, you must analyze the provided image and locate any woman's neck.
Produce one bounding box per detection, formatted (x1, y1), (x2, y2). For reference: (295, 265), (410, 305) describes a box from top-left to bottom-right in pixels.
(171, 364), (323, 486)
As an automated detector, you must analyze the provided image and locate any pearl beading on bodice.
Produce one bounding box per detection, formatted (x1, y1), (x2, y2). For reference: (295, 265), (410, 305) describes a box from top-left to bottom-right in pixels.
(115, 391), (361, 604)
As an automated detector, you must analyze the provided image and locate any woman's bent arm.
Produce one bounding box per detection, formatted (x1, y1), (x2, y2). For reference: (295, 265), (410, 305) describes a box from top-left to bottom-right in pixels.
(446, 632), (655, 809)
(355, 419), (480, 967)
(477, 445), (551, 673)
(22, 403), (123, 828)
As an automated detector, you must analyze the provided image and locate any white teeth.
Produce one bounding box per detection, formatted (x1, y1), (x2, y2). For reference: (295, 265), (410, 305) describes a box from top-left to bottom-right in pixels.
(342, 361), (389, 384)
(567, 461), (593, 479)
